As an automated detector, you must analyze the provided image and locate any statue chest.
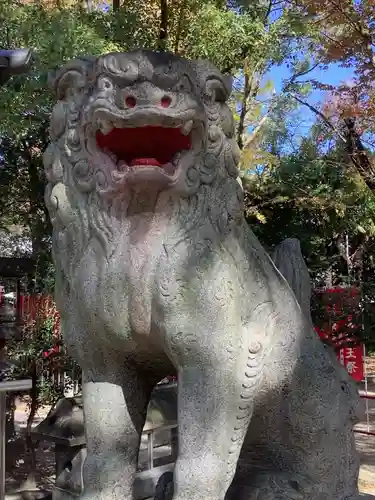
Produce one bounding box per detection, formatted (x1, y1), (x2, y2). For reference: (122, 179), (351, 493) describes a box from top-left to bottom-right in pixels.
(71, 227), (223, 342)
(69, 235), (163, 342)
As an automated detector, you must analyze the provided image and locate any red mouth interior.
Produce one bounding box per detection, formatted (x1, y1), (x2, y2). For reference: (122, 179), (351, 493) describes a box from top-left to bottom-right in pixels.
(96, 125), (191, 167)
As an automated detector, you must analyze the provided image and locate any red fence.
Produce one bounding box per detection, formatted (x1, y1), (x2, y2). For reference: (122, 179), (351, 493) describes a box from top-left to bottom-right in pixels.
(17, 294), (60, 336)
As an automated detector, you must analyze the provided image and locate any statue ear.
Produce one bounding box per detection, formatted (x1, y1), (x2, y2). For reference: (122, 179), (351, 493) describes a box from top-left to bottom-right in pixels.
(48, 56), (96, 101)
(191, 59), (232, 103)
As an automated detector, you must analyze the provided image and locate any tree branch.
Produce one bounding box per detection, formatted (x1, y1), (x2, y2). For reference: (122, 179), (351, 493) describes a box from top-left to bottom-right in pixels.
(242, 113), (270, 150)
(264, 0), (273, 23)
(289, 94), (375, 191)
(289, 62), (321, 83)
(289, 92), (347, 143)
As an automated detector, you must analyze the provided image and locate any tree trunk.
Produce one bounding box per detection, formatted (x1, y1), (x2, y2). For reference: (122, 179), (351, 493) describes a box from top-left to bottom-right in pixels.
(157, 0), (168, 51)
(344, 117), (375, 191)
(113, 0), (120, 11)
(236, 61), (262, 150)
(237, 70), (250, 149)
(174, 0), (187, 53)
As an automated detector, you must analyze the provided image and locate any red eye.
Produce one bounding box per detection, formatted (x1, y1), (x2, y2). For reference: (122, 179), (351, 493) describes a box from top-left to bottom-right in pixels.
(160, 96), (171, 108)
(125, 96), (136, 108)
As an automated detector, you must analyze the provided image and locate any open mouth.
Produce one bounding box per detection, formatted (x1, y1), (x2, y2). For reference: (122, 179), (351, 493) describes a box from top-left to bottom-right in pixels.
(96, 123), (193, 170)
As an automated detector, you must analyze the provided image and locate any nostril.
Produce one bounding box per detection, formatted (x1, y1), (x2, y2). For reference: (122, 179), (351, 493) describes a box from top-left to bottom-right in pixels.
(125, 96), (137, 108)
(160, 96), (172, 108)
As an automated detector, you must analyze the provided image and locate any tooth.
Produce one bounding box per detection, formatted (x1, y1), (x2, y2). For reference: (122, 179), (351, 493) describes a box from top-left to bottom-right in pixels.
(112, 119), (127, 129)
(181, 120), (193, 136)
(164, 163), (175, 175)
(98, 119), (113, 135)
(172, 152), (182, 165)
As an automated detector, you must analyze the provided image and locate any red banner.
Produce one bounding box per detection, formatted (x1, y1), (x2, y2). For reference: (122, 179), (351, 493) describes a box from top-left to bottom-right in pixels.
(336, 345), (364, 382)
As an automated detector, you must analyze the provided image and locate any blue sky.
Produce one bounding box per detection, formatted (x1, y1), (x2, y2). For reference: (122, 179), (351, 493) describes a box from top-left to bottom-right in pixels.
(264, 62), (355, 132)
(269, 62), (354, 103)
(238, 61), (356, 152)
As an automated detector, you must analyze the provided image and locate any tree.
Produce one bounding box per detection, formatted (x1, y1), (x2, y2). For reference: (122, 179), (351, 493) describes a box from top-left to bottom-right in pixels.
(244, 122), (375, 272)
(269, 0), (375, 193)
(287, 0), (375, 130)
(0, 0), (312, 256)
(242, 121), (375, 347)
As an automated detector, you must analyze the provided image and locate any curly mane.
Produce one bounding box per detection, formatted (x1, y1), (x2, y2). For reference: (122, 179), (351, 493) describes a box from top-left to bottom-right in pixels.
(44, 51), (243, 288)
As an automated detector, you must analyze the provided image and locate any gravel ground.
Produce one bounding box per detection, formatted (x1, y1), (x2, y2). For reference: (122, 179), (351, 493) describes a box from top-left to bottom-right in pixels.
(357, 356), (375, 495)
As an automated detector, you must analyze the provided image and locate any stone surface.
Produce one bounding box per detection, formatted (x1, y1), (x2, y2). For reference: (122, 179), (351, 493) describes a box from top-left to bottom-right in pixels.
(271, 237), (364, 498)
(31, 396), (86, 482)
(272, 238), (312, 320)
(44, 50), (362, 500)
(272, 237), (363, 388)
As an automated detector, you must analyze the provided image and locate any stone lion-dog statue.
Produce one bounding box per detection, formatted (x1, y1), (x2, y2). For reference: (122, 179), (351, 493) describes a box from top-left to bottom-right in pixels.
(44, 50), (362, 500)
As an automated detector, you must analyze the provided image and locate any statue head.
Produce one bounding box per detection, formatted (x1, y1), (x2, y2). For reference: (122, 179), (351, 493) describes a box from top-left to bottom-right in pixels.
(46, 50), (240, 198)
(44, 51), (242, 279)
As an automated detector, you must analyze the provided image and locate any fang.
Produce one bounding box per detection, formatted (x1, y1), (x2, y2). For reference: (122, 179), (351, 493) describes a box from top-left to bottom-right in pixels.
(181, 120), (193, 136)
(98, 119), (114, 135)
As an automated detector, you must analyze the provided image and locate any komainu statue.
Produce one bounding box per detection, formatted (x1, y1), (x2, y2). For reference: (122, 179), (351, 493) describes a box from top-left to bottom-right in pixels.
(44, 50), (362, 500)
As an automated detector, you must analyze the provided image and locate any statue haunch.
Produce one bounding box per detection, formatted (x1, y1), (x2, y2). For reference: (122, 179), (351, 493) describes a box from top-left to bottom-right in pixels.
(44, 50), (362, 500)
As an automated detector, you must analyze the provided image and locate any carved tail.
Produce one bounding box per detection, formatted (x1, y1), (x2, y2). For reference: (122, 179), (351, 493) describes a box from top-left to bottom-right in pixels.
(272, 237), (363, 424)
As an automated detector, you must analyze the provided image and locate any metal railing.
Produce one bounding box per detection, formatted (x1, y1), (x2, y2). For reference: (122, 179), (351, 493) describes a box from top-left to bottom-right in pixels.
(354, 389), (375, 437)
(142, 422), (178, 471)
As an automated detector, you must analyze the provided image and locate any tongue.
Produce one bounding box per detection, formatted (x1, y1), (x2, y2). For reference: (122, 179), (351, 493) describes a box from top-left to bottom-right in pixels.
(129, 158), (162, 167)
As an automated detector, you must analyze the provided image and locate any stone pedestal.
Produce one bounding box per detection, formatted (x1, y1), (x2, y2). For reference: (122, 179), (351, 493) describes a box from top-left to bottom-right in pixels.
(31, 396), (86, 498)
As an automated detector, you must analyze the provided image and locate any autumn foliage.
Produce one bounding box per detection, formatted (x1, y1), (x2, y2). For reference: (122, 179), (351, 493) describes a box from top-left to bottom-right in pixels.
(292, 0), (375, 131)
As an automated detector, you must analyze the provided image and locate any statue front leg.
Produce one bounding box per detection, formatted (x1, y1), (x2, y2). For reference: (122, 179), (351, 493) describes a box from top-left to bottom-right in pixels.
(79, 354), (154, 500)
(169, 323), (261, 500)
(172, 362), (252, 500)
